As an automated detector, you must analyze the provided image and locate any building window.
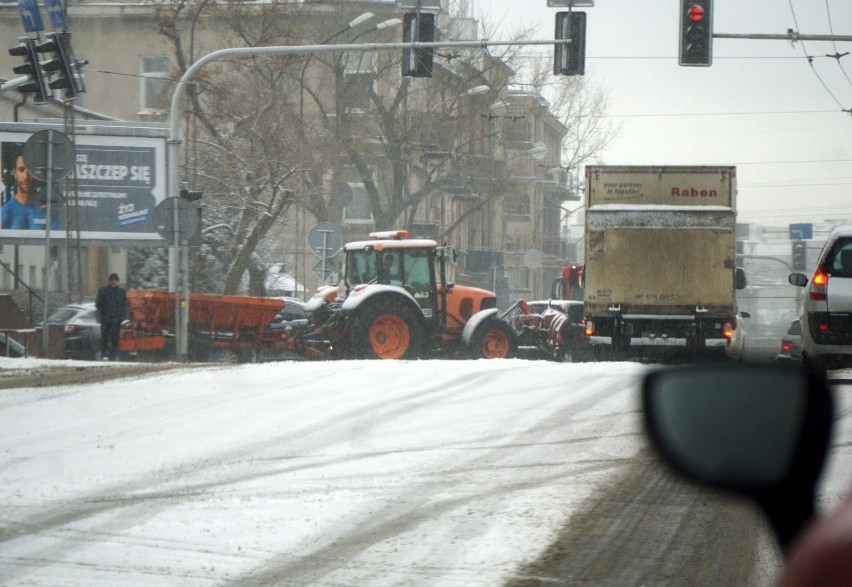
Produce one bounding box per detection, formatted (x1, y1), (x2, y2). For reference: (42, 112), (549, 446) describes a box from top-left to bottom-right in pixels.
(344, 52), (375, 75)
(343, 52), (375, 111)
(343, 185), (372, 224)
(140, 56), (170, 113)
(503, 197), (530, 216)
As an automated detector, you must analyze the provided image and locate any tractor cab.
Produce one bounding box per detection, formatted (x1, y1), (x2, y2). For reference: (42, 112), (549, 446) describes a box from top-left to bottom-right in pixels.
(342, 230), (441, 321)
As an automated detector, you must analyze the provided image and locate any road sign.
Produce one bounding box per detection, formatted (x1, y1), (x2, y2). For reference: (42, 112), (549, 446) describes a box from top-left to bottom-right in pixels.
(154, 197), (199, 244)
(789, 223), (813, 240)
(43, 0), (67, 29)
(313, 260), (337, 282)
(308, 222), (343, 259)
(23, 129), (75, 182)
(17, 0), (44, 33)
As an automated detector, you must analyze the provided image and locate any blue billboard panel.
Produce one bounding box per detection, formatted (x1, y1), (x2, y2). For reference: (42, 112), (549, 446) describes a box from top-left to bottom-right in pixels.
(0, 124), (167, 244)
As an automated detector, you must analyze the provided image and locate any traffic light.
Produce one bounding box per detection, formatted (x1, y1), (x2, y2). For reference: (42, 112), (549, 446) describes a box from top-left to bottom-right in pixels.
(402, 12), (434, 78)
(679, 0), (713, 66)
(39, 31), (85, 100)
(554, 11), (586, 76)
(9, 36), (49, 104)
(792, 240), (807, 272)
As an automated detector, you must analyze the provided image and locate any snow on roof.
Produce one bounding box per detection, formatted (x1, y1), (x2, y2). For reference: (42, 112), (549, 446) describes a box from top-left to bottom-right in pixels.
(344, 238), (438, 251)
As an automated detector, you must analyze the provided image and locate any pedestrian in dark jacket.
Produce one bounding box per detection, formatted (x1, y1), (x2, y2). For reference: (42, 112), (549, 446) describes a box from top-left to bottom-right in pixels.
(95, 273), (128, 360)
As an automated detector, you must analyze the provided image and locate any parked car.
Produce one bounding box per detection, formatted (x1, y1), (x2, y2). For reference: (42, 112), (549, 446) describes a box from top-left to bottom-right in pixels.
(0, 332), (26, 358)
(789, 225), (852, 370)
(43, 303), (102, 360)
(258, 297), (308, 362)
(268, 297), (308, 332)
(774, 318), (803, 364)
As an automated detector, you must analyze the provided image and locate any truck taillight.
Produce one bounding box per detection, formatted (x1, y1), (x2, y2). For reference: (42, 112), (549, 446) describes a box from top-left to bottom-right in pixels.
(810, 268), (828, 301)
(722, 322), (734, 340)
(585, 320), (594, 337)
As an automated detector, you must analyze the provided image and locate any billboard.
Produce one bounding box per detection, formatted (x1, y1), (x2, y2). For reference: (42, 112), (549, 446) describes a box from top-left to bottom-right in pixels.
(0, 122), (168, 244)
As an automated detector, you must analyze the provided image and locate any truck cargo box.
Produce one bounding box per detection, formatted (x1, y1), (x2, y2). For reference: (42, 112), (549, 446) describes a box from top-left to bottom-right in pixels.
(584, 223), (736, 316)
(582, 165), (742, 358)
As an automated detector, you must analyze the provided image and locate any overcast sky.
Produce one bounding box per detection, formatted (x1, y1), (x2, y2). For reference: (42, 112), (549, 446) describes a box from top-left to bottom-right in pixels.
(480, 0), (852, 231)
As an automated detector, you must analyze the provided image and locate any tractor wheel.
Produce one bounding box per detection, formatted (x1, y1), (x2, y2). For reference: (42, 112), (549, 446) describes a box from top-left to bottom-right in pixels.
(351, 300), (422, 360)
(469, 319), (516, 359)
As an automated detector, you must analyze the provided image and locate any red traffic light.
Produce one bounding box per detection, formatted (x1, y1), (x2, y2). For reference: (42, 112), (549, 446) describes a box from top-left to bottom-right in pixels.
(687, 5), (705, 21)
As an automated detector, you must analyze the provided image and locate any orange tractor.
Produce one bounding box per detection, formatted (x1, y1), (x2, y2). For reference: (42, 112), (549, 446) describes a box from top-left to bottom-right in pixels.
(303, 230), (517, 359)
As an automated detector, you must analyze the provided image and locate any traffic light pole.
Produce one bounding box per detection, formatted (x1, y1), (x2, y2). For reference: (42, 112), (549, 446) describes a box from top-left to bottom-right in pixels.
(165, 37), (570, 360)
(0, 76), (36, 94)
(714, 32), (852, 42)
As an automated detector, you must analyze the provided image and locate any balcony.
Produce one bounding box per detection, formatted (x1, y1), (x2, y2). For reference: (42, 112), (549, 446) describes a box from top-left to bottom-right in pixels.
(457, 155), (507, 181)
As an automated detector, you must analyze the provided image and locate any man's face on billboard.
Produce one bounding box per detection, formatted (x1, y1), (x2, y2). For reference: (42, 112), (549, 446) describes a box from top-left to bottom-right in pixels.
(14, 155), (33, 201)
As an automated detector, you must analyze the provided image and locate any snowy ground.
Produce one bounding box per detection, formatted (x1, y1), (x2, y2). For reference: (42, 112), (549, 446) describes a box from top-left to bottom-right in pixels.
(0, 357), (849, 586)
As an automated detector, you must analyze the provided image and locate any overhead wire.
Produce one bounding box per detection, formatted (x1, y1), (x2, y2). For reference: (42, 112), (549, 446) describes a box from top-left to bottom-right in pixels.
(787, 0), (850, 111)
(823, 0), (852, 91)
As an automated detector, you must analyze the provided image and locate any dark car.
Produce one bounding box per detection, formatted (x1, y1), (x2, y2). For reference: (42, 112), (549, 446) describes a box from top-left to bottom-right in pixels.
(268, 297), (308, 332)
(774, 318), (803, 364)
(259, 297), (308, 361)
(0, 332), (26, 358)
(44, 303), (102, 360)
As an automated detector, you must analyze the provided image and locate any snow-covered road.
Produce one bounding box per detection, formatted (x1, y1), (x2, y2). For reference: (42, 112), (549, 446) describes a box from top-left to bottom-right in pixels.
(0, 358), (849, 586)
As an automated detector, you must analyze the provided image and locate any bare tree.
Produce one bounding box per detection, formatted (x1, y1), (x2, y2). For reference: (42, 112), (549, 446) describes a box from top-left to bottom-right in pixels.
(153, 0), (306, 294)
(148, 0), (616, 295)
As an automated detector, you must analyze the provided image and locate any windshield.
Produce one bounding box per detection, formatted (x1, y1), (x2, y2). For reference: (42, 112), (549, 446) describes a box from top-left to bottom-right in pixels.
(346, 250), (377, 286)
(347, 248), (434, 290)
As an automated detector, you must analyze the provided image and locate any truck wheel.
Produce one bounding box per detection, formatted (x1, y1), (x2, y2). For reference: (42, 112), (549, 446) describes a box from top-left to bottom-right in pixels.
(351, 300), (422, 360)
(469, 319), (516, 359)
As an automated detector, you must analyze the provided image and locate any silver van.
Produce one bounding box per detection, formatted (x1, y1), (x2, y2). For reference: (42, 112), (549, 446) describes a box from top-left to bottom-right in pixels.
(789, 225), (852, 369)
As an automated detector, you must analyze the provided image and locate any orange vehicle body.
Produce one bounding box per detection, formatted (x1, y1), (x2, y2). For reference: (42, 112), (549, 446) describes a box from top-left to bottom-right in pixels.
(119, 291), (303, 359)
